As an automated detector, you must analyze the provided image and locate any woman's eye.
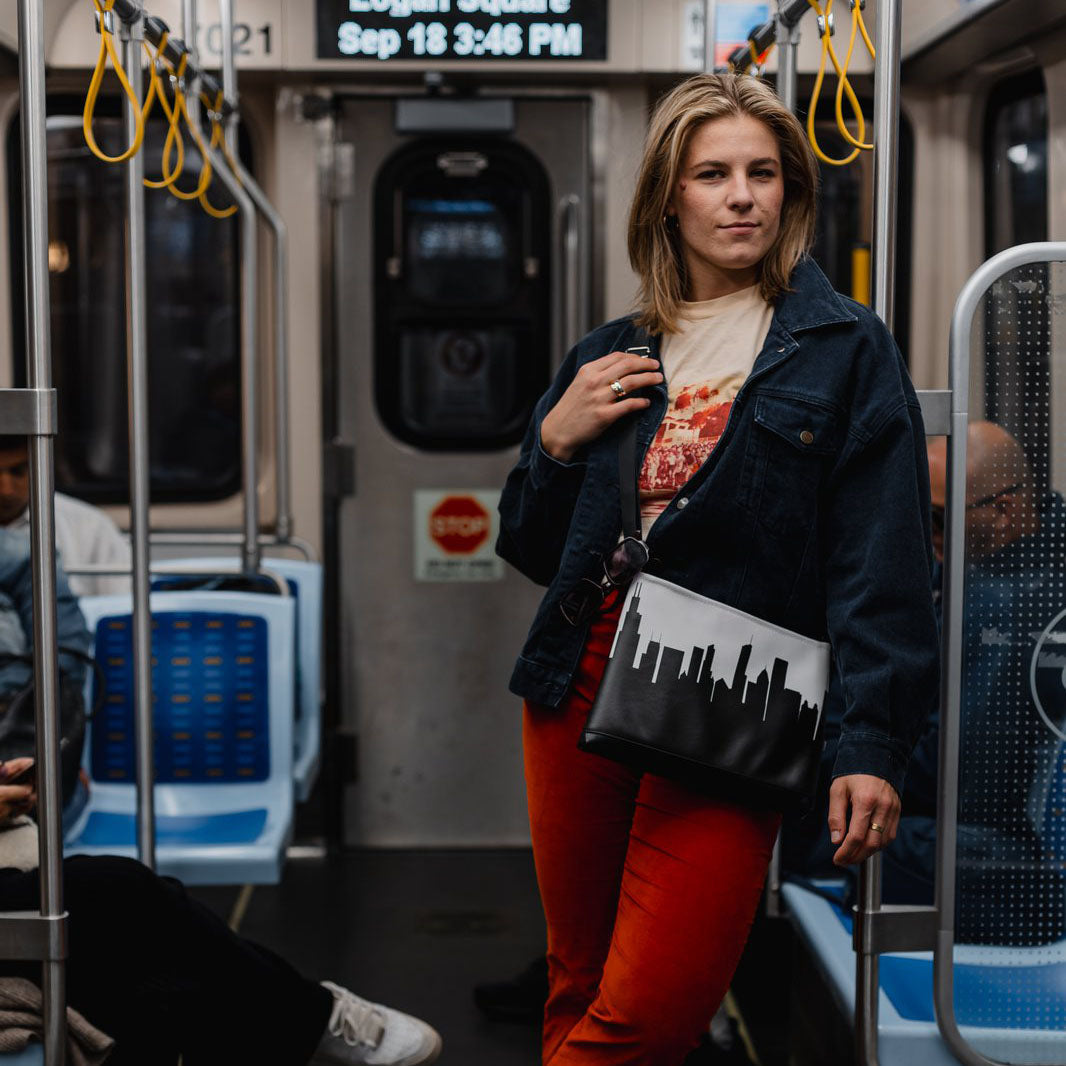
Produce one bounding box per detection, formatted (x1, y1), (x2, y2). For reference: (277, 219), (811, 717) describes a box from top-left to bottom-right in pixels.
(697, 170), (724, 180)
(752, 169), (777, 179)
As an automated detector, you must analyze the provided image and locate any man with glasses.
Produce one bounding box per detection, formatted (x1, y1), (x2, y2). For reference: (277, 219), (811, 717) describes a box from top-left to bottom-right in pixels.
(785, 421), (1066, 940)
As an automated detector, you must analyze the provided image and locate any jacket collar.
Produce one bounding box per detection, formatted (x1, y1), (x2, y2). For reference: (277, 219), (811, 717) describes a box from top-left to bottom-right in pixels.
(772, 257), (857, 336)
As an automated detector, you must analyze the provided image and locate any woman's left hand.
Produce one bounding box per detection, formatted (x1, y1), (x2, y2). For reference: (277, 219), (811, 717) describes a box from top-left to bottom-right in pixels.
(828, 774), (900, 866)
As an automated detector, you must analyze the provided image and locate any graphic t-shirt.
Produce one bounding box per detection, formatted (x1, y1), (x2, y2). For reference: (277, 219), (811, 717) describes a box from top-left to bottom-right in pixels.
(639, 285), (773, 537)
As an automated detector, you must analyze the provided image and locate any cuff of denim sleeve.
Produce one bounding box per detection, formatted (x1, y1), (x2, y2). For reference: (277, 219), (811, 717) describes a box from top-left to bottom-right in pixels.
(530, 432), (586, 489)
(830, 731), (909, 800)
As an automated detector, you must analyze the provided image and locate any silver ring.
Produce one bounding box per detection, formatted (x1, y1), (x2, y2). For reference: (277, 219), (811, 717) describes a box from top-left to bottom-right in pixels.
(610, 380), (626, 399)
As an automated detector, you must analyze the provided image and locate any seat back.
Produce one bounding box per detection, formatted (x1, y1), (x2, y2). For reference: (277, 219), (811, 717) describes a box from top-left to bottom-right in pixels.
(150, 557), (322, 799)
(77, 590), (296, 814)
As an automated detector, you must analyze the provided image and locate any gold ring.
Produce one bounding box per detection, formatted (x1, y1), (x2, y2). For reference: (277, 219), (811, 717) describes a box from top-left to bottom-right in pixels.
(610, 380), (626, 399)
(869, 822), (885, 834)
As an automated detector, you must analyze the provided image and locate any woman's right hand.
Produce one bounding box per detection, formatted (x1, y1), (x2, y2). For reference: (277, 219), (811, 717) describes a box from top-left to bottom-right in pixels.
(540, 351), (663, 462)
(0, 758), (35, 824)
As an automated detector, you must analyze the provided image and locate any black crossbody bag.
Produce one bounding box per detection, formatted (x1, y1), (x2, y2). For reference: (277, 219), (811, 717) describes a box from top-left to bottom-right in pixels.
(578, 420), (830, 811)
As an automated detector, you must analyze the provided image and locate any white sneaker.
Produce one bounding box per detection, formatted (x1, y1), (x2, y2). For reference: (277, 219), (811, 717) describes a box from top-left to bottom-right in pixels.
(310, 981), (442, 1066)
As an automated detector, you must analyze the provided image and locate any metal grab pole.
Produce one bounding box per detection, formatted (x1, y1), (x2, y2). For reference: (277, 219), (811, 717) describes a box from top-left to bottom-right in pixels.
(703, 0), (716, 71)
(119, 1), (156, 872)
(219, 0), (292, 544)
(856, 2), (903, 1064)
(775, 8), (801, 112)
(18, 1), (68, 1061)
(184, 0), (260, 572)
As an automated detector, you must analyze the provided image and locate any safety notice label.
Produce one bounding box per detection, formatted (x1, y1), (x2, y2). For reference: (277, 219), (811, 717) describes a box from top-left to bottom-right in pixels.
(414, 489), (504, 582)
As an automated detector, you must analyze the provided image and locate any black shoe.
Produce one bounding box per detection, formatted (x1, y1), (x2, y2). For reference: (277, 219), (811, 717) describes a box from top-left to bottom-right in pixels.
(682, 1029), (758, 1065)
(473, 955), (549, 1024)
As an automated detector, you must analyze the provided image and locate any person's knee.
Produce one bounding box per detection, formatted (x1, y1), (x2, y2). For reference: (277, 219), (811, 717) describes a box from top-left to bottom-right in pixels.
(65, 855), (171, 916)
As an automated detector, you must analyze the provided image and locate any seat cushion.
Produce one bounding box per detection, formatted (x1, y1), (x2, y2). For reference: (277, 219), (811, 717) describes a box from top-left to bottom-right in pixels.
(74, 808), (268, 847)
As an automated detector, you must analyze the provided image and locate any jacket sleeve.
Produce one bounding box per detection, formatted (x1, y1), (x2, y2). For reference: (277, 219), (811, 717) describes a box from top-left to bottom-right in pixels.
(0, 529), (91, 688)
(496, 344), (591, 586)
(822, 396), (940, 799)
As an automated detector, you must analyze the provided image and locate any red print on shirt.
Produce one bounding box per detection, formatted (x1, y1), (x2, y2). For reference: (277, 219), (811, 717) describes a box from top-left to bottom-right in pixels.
(640, 383), (733, 496)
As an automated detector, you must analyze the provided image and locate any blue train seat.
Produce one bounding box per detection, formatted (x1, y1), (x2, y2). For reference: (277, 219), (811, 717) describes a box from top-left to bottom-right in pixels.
(782, 881), (1066, 1065)
(151, 558), (323, 801)
(0, 1049), (43, 1064)
(64, 591), (296, 885)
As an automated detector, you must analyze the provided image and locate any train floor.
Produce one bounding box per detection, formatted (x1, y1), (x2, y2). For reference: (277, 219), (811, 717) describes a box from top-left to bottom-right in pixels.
(192, 849), (818, 1066)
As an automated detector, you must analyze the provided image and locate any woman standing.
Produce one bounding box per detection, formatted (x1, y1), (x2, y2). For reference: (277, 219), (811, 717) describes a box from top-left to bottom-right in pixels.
(498, 74), (938, 1065)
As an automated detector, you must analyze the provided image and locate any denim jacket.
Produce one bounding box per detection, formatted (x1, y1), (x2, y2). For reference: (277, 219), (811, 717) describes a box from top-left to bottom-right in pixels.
(0, 527), (90, 696)
(497, 258), (939, 797)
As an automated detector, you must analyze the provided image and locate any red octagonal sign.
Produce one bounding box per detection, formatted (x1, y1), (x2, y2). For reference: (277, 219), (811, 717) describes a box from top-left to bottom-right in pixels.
(429, 495), (490, 556)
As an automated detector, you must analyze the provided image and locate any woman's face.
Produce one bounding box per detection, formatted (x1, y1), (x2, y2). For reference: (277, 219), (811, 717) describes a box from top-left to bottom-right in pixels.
(668, 114), (785, 301)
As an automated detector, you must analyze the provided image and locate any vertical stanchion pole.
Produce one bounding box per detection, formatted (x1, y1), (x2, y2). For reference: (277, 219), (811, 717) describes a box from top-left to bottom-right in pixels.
(703, 0), (717, 71)
(120, 0), (156, 872)
(856, 2), (902, 1064)
(18, 1), (67, 1061)
(219, 0), (292, 545)
(184, 0), (260, 572)
(775, 8), (801, 113)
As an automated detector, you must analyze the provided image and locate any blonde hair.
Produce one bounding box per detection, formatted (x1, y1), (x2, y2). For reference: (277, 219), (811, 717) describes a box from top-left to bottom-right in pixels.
(628, 74), (819, 335)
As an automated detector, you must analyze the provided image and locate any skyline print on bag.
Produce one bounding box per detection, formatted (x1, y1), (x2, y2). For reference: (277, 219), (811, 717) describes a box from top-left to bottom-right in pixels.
(608, 574), (831, 740)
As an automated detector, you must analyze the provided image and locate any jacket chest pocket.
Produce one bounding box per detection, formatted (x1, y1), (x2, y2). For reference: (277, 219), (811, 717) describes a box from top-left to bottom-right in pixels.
(738, 394), (838, 538)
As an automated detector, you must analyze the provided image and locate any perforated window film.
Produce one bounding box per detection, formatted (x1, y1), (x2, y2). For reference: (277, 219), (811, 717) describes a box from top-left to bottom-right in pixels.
(952, 261), (1066, 1063)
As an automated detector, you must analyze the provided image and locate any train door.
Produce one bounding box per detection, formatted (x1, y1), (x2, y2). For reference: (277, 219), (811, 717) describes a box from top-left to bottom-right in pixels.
(332, 94), (592, 845)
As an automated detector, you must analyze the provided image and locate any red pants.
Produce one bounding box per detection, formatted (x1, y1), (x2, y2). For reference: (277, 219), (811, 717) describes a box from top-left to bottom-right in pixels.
(524, 599), (781, 1065)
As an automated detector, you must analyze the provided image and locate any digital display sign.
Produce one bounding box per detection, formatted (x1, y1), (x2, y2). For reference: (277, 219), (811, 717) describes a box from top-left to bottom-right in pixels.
(316, 0), (608, 62)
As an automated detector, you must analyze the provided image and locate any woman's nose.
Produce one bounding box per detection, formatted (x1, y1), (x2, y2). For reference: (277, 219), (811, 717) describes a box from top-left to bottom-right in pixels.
(726, 177), (754, 208)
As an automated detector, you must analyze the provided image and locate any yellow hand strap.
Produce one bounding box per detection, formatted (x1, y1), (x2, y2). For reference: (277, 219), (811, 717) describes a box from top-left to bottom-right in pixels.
(805, 0), (874, 167)
(165, 68), (215, 202)
(197, 91), (239, 219)
(143, 34), (188, 190)
(83, 0), (147, 164)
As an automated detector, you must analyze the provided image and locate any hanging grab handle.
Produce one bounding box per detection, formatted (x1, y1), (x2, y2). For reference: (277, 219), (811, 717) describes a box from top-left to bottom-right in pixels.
(83, 0), (147, 164)
(197, 90), (239, 219)
(142, 33), (189, 191)
(805, 0), (876, 167)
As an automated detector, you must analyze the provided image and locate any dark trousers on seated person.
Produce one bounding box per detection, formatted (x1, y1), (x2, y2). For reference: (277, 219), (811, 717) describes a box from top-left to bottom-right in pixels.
(0, 854), (332, 1066)
(524, 598), (781, 1066)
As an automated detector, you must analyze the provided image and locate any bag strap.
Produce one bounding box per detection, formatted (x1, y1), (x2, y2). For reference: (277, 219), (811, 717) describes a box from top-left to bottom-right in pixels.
(618, 337), (653, 543)
(618, 419), (642, 542)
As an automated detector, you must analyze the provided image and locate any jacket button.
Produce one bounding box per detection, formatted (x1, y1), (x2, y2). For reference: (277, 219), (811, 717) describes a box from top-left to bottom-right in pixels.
(800, 430), (815, 445)
(676, 497), (689, 509)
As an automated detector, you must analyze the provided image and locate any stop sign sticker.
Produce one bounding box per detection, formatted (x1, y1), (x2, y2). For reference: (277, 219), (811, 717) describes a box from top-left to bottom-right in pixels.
(415, 490), (503, 582)
(429, 495), (490, 555)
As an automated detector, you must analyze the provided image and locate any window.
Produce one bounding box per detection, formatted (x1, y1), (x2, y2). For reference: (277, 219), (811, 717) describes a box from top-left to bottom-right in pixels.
(8, 97), (252, 503)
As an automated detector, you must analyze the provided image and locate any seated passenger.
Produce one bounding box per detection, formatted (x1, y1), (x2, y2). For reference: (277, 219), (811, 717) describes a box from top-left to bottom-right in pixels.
(0, 768), (441, 1066)
(0, 435), (130, 597)
(0, 522), (442, 1063)
(784, 421), (1066, 941)
(0, 525), (91, 805)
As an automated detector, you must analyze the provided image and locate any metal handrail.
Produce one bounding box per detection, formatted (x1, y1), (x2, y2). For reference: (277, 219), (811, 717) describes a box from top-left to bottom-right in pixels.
(933, 241), (1066, 1066)
(117, 0), (156, 871)
(853, 2), (903, 1062)
(17, 1), (69, 1061)
(178, 0), (260, 575)
(219, 0), (293, 544)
